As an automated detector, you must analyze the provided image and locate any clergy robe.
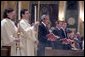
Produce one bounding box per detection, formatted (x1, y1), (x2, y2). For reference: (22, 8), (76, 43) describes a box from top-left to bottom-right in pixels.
(82, 40), (84, 50)
(18, 19), (37, 56)
(1, 18), (18, 56)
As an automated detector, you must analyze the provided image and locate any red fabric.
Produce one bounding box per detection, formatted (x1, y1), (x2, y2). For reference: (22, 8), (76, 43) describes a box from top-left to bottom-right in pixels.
(46, 33), (56, 41)
(61, 38), (73, 44)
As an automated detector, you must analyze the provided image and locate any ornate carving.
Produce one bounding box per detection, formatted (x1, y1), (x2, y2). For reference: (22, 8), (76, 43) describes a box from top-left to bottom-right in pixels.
(67, 17), (75, 25)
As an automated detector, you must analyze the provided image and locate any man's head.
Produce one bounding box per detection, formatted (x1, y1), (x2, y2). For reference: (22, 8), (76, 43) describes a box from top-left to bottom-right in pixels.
(62, 21), (67, 29)
(3, 8), (16, 20)
(55, 21), (63, 28)
(20, 9), (30, 19)
(41, 14), (49, 25)
(76, 32), (80, 37)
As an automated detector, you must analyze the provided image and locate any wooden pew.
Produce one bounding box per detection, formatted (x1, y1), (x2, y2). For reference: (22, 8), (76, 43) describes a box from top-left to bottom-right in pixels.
(1, 46), (11, 56)
(45, 47), (84, 56)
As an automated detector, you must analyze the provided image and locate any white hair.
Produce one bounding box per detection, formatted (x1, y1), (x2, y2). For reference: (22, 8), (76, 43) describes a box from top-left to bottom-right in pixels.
(41, 14), (47, 20)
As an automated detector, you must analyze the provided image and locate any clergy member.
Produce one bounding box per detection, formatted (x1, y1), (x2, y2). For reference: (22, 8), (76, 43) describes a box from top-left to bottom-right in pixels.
(18, 9), (38, 56)
(1, 8), (19, 56)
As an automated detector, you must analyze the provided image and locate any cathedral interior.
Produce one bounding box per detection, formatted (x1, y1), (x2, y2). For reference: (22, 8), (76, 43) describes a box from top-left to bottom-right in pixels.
(1, 1), (84, 56)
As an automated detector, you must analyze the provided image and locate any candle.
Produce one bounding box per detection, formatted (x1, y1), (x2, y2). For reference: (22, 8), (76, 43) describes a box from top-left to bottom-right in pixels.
(34, 6), (36, 23)
(18, 1), (21, 20)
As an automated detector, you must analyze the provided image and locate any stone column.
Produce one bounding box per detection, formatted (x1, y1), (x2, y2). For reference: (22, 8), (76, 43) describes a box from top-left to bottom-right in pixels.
(78, 1), (84, 36)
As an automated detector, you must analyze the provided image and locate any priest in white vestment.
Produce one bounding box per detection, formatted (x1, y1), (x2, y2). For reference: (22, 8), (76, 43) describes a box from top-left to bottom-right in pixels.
(1, 8), (20, 56)
(18, 9), (38, 56)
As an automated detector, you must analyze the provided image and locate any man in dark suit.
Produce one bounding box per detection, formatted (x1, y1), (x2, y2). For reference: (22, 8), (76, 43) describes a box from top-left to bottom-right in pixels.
(52, 21), (63, 49)
(52, 21), (63, 38)
(60, 21), (68, 38)
(37, 14), (50, 56)
(60, 21), (71, 50)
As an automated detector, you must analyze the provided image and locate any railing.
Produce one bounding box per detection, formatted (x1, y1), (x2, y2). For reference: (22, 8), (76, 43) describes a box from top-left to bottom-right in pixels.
(45, 47), (84, 56)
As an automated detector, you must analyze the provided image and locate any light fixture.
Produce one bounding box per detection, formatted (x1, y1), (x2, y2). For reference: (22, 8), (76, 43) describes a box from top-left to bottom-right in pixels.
(80, 11), (84, 22)
(58, 12), (64, 21)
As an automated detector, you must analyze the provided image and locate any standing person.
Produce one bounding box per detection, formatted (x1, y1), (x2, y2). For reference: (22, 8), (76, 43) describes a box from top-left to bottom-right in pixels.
(52, 21), (63, 49)
(18, 9), (38, 56)
(52, 21), (63, 38)
(61, 21), (71, 50)
(61, 21), (68, 38)
(37, 14), (50, 56)
(1, 8), (19, 56)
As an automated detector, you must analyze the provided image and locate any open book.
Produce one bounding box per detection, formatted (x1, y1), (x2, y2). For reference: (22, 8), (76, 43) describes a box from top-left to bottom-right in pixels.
(46, 33), (60, 41)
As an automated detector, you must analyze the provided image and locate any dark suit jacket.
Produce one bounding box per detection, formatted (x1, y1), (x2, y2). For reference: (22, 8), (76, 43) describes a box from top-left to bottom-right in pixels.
(38, 23), (49, 43)
(52, 27), (64, 49)
(52, 27), (62, 38)
(60, 28), (67, 38)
